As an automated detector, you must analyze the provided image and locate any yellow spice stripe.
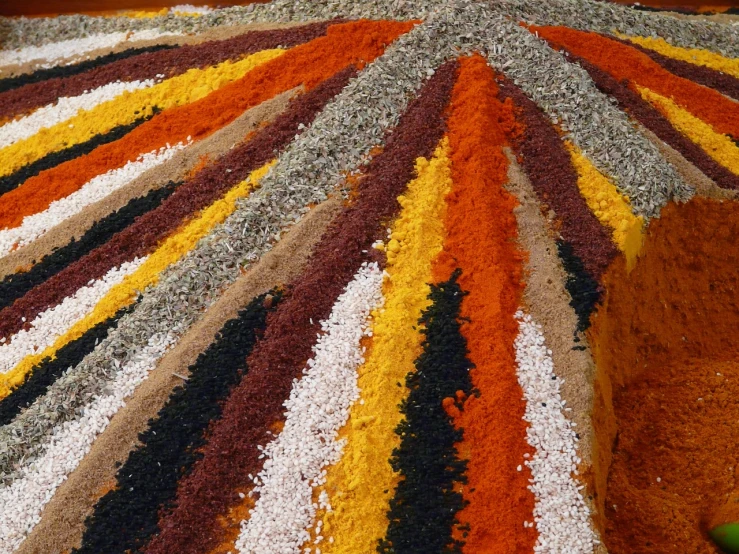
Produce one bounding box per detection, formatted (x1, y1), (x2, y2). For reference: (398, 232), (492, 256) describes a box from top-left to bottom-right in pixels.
(619, 34), (739, 80)
(638, 85), (739, 177)
(566, 143), (643, 268)
(0, 49), (284, 179)
(0, 161), (274, 399)
(315, 138), (452, 553)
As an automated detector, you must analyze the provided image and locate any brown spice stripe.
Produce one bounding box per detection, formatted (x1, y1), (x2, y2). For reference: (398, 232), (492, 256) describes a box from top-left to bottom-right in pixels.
(0, 21), (340, 121)
(0, 89), (297, 282)
(612, 35), (739, 103)
(144, 60), (458, 554)
(0, 68), (356, 342)
(569, 53), (739, 191)
(15, 198), (343, 554)
(496, 77), (619, 281)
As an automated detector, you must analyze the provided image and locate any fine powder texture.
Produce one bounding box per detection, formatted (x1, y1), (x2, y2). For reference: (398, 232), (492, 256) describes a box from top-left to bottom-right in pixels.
(438, 55), (536, 554)
(588, 198), (739, 554)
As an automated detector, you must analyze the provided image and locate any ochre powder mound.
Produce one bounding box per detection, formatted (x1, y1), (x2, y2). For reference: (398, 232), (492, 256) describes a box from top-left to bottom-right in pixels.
(589, 197), (739, 553)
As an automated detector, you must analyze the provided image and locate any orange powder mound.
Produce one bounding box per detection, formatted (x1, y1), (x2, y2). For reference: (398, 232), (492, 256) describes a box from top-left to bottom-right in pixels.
(0, 19), (415, 231)
(588, 198), (739, 553)
(436, 54), (536, 553)
(531, 25), (739, 140)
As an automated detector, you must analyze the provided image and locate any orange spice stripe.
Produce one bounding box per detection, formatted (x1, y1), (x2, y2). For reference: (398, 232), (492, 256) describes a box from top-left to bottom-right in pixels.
(435, 54), (536, 553)
(531, 25), (739, 140)
(0, 20), (415, 232)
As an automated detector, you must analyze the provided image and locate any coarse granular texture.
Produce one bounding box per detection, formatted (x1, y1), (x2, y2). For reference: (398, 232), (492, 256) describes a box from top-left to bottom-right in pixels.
(378, 269), (472, 554)
(569, 54), (739, 191)
(17, 198), (342, 554)
(497, 76), (618, 282)
(438, 55), (535, 554)
(317, 139), (452, 553)
(503, 150), (606, 553)
(0, 302), (133, 426)
(556, 240), (602, 332)
(144, 60), (457, 554)
(641, 127), (739, 202)
(0, 68), (355, 342)
(0, 111), (155, 198)
(0, 21), (338, 121)
(0, 48), (283, 186)
(588, 198), (739, 553)
(0, 90), (294, 281)
(617, 35), (739, 80)
(531, 25), (739, 139)
(638, 86), (739, 178)
(0, 182), (177, 313)
(566, 144), (643, 266)
(73, 291), (281, 554)
(613, 36), (739, 103)
(0, 20), (413, 235)
(0, 44), (174, 96)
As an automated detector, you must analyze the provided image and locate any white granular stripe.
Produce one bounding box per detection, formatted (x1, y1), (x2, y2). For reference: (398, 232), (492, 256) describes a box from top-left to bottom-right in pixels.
(0, 79), (155, 149)
(0, 328), (178, 554)
(171, 4), (213, 14)
(235, 262), (384, 554)
(0, 257), (147, 374)
(0, 142), (188, 256)
(0, 29), (182, 70)
(514, 311), (597, 554)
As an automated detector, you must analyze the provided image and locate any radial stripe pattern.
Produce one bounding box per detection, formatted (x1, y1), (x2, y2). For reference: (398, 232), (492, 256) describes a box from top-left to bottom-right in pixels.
(0, 2), (737, 554)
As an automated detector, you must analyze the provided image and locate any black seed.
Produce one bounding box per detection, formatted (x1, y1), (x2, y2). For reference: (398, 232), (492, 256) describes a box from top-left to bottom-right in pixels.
(378, 269), (473, 554)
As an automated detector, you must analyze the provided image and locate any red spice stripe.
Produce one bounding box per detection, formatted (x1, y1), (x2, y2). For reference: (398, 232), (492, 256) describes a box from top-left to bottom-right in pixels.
(496, 76), (619, 281)
(0, 21), (341, 121)
(435, 54), (536, 554)
(0, 68), (356, 343)
(613, 36), (739, 103)
(143, 60), (458, 554)
(531, 25), (739, 139)
(0, 20), (414, 232)
(568, 52), (739, 190)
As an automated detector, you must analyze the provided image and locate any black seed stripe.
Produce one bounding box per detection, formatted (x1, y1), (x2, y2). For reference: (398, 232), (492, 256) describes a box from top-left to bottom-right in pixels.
(378, 269), (472, 554)
(0, 44), (175, 95)
(556, 240), (601, 332)
(0, 111), (156, 198)
(72, 290), (281, 554)
(0, 181), (179, 312)
(0, 302), (135, 426)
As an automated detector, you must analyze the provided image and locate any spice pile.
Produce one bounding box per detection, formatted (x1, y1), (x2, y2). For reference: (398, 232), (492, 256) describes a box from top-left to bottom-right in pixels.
(0, 2), (738, 553)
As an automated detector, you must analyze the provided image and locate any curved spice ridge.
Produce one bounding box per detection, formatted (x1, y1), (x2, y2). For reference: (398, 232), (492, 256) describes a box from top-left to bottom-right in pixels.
(569, 53), (739, 191)
(496, 76), (618, 282)
(566, 144), (643, 268)
(531, 25), (739, 140)
(0, 21), (338, 120)
(0, 68), (354, 344)
(143, 59), (457, 554)
(438, 54), (535, 554)
(618, 34), (739, 81)
(316, 138), (452, 553)
(378, 268), (473, 554)
(0, 20), (413, 238)
(0, 160), (271, 400)
(638, 86), (739, 178)
(0, 48), (284, 188)
(613, 36), (739, 103)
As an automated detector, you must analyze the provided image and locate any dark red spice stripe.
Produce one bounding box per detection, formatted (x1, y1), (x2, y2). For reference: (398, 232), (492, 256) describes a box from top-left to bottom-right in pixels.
(496, 77), (619, 281)
(0, 21), (341, 120)
(0, 44), (175, 95)
(610, 35), (739, 102)
(568, 52), (739, 190)
(143, 60), (459, 554)
(0, 67), (356, 342)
